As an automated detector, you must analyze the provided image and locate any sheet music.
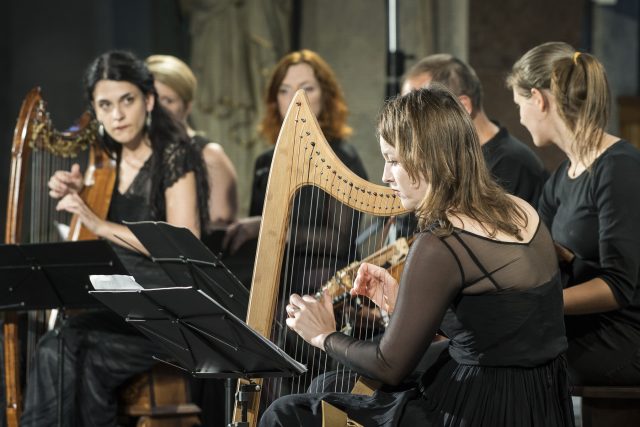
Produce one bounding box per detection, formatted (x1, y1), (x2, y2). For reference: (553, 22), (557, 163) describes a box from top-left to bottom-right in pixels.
(89, 275), (143, 290)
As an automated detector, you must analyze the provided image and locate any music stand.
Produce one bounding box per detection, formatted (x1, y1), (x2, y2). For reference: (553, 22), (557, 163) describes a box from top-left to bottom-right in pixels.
(124, 221), (249, 319)
(90, 285), (306, 426)
(0, 239), (127, 311)
(0, 239), (128, 427)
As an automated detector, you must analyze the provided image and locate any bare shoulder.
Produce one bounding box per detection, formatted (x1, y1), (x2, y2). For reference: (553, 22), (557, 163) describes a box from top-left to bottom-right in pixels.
(507, 194), (540, 240)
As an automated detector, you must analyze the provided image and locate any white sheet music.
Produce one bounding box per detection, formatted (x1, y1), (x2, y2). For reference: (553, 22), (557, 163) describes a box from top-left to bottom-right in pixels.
(89, 275), (144, 290)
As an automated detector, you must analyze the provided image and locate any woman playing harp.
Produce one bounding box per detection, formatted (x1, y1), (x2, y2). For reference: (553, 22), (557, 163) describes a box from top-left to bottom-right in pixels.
(21, 50), (208, 427)
(262, 86), (574, 426)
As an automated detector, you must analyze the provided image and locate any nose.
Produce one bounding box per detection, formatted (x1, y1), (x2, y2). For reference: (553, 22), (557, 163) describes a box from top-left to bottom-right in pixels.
(382, 162), (393, 184)
(112, 105), (124, 121)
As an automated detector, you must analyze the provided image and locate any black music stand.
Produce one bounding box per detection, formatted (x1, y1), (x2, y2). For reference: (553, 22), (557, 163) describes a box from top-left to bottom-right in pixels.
(124, 221), (249, 319)
(90, 285), (306, 426)
(0, 240), (127, 311)
(0, 239), (128, 427)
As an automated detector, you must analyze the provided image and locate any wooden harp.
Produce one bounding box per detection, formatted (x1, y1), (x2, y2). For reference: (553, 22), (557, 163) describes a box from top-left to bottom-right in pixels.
(235, 90), (409, 426)
(3, 87), (116, 427)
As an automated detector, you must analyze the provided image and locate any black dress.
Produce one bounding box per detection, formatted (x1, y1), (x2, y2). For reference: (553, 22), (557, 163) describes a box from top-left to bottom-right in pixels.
(482, 124), (548, 207)
(21, 140), (206, 427)
(260, 222), (574, 427)
(538, 140), (640, 386)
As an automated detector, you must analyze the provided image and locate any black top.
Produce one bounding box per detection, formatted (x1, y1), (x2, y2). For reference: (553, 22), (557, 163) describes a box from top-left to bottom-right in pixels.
(107, 139), (205, 286)
(482, 124), (548, 207)
(249, 140), (368, 216)
(325, 221), (567, 385)
(539, 140), (640, 329)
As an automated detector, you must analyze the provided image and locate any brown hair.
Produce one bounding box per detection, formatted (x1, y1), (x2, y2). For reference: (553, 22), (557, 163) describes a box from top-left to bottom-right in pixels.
(260, 49), (352, 145)
(377, 85), (527, 238)
(507, 42), (610, 166)
(403, 54), (484, 117)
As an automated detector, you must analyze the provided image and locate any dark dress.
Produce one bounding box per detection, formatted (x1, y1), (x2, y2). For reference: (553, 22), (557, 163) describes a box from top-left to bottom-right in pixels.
(260, 222), (574, 427)
(21, 140), (206, 427)
(482, 124), (548, 207)
(538, 140), (640, 386)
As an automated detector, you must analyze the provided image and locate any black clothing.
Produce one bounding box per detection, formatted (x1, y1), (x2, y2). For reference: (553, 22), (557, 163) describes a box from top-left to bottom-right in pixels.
(482, 124), (547, 207)
(249, 140), (368, 217)
(539, 140), (640, 385)
(261, 223), (573, 426)
(21, 139), (203, 427)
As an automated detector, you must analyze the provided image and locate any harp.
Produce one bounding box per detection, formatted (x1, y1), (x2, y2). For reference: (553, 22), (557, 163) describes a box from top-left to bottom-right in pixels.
(3, 87), (116, 427)
(235, 90), (409, 426)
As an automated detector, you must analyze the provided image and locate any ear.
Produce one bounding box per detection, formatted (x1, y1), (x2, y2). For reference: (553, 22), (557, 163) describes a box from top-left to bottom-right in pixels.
(457, 95), (473, 115)
(145, 93), (155, 113)
(530, 88), (548, 113)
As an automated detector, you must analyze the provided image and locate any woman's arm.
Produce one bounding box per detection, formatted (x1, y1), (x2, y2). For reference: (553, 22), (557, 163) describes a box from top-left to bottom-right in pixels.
(563, 278), (620, 315)
(56, 193), (147, 253)
(165, 171), (201, 238)
(201, 143), (238, 226)
(289, 233), (461, 386)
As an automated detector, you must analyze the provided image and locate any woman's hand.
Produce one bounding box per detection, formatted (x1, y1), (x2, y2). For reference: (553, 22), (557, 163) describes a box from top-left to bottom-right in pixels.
(48, 163), (84, 199)
(56, 193), (105, 236)
(285, 292), (336, 350)
(352, 262), (399, 314)
(222, 216), (261, 254)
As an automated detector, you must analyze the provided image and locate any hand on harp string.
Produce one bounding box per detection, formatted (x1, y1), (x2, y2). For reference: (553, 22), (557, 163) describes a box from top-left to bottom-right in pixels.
(47, 163), (84, 198)
(285, 292), (336, 350)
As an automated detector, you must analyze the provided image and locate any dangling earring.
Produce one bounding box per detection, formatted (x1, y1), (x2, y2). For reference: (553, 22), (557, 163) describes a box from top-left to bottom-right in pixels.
(98, 122), (105, 137)
(145, 112), (152, 129)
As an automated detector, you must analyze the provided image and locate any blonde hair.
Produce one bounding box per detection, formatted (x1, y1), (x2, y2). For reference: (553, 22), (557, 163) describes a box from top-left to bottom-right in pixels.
(260, 49), (352, 145)
(377, 86), (526, 238)
(146, 55), (197, 105)
(507, 42), (611, 166)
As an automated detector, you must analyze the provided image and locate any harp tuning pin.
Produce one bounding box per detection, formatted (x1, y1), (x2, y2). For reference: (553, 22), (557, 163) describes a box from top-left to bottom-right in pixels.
(296, 101), (302, 106)
(301, 118), (307, 123)
(306, 131), (311, 136)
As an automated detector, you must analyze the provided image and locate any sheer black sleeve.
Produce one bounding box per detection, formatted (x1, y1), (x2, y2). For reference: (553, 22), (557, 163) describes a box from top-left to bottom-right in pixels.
(324, 232), (462, 385)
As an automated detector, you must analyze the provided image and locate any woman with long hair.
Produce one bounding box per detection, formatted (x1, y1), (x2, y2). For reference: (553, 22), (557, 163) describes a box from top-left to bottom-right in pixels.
(508, 41), (640, 386)
(259, 86), (573, 426)
(21, 50), (208, 426)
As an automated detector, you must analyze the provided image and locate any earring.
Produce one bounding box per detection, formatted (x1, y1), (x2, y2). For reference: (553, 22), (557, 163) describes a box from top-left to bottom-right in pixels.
(145, 113), (152, 129)
(98, 122), (104, 137)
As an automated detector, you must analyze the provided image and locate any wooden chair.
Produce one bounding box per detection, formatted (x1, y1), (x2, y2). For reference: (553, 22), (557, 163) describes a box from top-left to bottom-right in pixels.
(118, 364), (201, 427)
(572, 386), (640, 427)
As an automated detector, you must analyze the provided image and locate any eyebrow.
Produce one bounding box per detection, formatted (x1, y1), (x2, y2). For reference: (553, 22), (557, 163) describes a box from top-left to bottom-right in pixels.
(96, 92), (135, 103)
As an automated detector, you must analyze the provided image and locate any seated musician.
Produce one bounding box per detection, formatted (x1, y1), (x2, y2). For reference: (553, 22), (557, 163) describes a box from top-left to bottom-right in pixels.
(508, 42), (640, 386)
(21, 50), (209, 426)
(260, 87), (574, 426)
(146, 54), (238, 230)
(224, 49), (368, 292)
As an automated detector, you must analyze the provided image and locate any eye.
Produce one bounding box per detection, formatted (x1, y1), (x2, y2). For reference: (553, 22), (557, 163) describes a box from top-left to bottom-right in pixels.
(123, 95), (135, 105)
(97, 101), (111, 111)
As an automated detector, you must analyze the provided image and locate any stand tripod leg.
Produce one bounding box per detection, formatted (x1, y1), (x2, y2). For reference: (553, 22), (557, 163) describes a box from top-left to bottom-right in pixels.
(225, 378), (234, 426)
(229, 382), (260, 427)
(55, 310), (66, 427)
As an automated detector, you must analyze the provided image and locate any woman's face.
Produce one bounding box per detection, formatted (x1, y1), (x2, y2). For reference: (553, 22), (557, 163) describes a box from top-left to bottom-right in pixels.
(155, 80), (189, 124)
(379, 137), (429, 210)
(93, 80), (153, 145)
(277, 63), (323, 119)
(512, 87), (551, 147)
